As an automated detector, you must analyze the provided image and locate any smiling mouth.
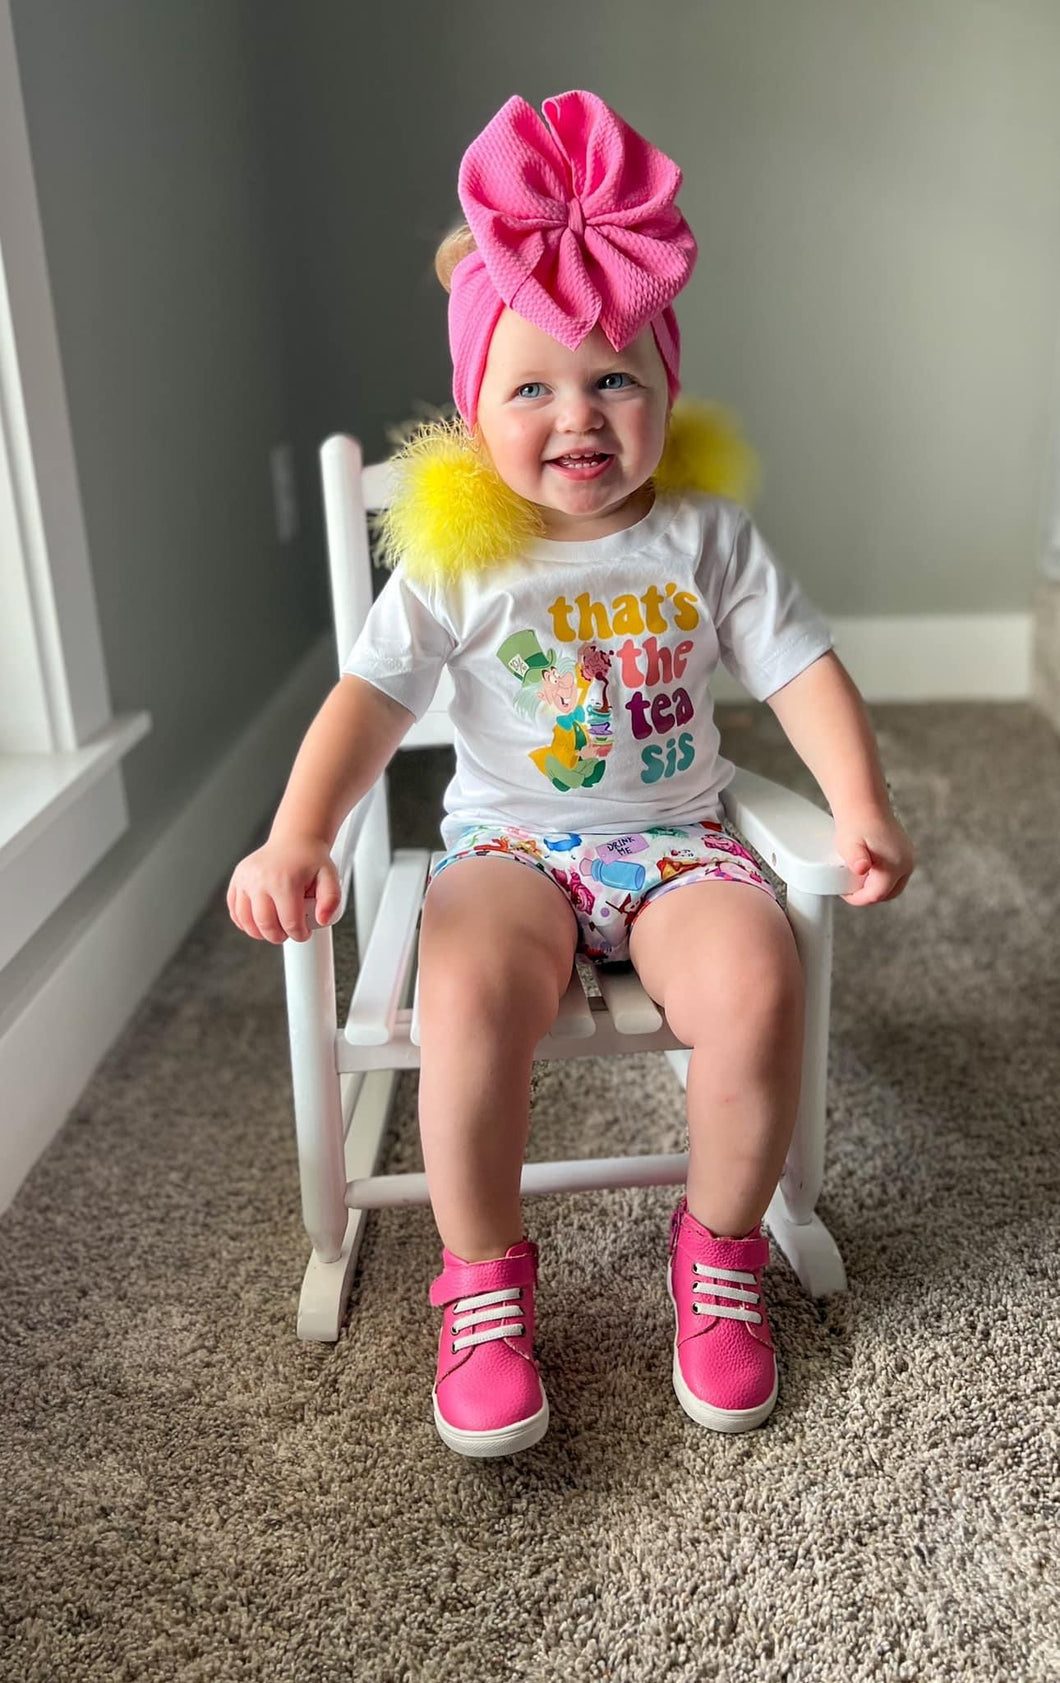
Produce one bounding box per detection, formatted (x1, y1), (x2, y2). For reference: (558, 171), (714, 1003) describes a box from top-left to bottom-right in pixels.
(547, 451), (613, 466)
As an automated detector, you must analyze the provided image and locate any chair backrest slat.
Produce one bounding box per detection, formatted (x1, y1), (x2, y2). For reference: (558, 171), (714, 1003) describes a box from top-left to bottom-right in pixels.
(320, 435), (373, 676)
(320, 434), (455, 746)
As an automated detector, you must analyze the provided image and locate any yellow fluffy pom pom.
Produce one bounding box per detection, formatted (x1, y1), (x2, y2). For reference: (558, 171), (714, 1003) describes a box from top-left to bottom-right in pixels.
(370, 413), (545, 587)
(652, 397), (761, 505)
(370, 397), (759, 586)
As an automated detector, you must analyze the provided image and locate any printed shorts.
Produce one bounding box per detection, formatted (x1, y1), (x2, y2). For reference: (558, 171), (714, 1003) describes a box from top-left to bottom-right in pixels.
(428, 818), (778, 965)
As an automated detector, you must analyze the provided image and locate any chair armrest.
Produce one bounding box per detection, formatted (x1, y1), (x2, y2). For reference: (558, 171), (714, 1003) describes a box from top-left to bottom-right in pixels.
(302, 784), (379, 932)
(720, 767), (859, 897)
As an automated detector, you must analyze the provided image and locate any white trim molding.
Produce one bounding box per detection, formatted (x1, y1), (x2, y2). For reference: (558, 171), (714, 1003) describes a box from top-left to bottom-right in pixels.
(0, 0), (114, 750)
(692, 612), (1029, 706)
(1039, 316), (1060, 584)
(0, 711), (151, 973)
(0, 0), (151, 963)
(0, 634), (334, 1213)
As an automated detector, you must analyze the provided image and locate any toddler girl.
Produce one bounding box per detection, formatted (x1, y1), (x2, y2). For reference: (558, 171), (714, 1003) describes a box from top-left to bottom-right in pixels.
(228, 90), (914, 1456)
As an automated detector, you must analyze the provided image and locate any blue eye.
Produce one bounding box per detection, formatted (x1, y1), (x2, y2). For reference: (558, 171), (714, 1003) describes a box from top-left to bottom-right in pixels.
(513, 373), (637, 400)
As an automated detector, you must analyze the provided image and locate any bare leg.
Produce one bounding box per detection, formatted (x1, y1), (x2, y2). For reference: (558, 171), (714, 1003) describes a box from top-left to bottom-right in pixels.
(416, 856), (579, 1261)
(629, 880), (804, 1238)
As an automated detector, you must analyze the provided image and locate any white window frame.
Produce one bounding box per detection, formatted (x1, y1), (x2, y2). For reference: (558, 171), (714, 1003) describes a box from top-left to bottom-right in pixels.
(0, 0), (149, 975)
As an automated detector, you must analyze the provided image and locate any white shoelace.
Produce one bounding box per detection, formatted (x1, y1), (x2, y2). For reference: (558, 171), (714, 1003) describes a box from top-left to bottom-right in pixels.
(450, 1286), (525, 1353)
(691, 1261), (762, 1324)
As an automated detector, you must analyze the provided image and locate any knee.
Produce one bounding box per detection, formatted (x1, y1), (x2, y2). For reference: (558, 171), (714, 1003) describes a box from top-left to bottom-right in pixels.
(665, 944), (803, 1055)
(419, 932), (568, 1045)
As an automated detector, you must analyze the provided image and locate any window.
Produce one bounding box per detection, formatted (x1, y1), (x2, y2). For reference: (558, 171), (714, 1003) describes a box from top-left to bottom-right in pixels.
(0, 0), (149, 973)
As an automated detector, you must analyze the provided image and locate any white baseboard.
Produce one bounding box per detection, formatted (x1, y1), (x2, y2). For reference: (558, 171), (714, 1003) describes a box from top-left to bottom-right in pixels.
(838, 612), (1031, 701)
(0, 612), (1034, 1212)
(0, 634), (336, 1213)
(710, 613), (1033, 702)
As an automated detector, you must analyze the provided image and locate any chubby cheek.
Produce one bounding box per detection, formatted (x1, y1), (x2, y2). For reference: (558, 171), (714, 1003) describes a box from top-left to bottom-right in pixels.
(498, 419), (546, 478)
(631, 406), (668, 467)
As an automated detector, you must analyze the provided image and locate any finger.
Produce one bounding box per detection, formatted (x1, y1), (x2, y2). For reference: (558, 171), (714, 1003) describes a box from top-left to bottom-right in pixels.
(845, 868), (904, 906)
(872, 865), (907, 899)
(300, 881), (320, 933)
(250, 891), (288, 944)
(234, 889), (264, 941)
(227, 880), (249, 928)
(275, 888), (310, 943)
(841, 863), (875, 900)
(882, 872), (911, 902)
(841, 868), (886, 905)
(314, 866), (342, 927)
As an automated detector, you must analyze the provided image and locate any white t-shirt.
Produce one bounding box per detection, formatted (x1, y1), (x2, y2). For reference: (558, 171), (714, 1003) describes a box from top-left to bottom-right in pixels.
(343, 492), (832, 849)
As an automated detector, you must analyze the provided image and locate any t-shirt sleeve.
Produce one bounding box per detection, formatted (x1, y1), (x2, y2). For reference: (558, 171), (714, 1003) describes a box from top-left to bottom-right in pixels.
(341, 566), (456, 720)
(712, 511), (833, 702)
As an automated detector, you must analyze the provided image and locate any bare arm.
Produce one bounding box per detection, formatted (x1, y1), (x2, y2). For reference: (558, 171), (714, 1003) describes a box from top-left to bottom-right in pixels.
(766, 651), (915, 905)
(766, 651), (889, 820)
(270, 673), (414, 848)
(228, 674), (414, 942)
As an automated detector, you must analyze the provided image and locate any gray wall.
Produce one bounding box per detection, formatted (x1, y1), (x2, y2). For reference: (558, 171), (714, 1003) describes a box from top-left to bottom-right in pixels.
(10, 0), (325, 840)
(7, 0), (1060, 984)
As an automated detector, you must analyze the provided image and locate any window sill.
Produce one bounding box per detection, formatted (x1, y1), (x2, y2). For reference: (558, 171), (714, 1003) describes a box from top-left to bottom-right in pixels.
(0, 710), (152, 971)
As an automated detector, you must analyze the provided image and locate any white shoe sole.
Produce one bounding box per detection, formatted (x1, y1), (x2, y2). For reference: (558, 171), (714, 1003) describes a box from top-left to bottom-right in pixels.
(667, 1273), (779, 1433)
(432, 1393), (550, 1458)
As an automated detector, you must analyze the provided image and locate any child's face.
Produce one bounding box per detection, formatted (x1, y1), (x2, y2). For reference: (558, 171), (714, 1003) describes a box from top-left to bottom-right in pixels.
(475, 310), (671, 540)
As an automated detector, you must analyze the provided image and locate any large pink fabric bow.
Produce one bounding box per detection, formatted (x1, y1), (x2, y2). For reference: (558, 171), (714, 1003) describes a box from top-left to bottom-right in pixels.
(448, 90), (698, 428)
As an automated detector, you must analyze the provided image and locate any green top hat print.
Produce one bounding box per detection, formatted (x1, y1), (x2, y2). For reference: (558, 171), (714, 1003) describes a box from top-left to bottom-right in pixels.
(496, 628), (557, 690)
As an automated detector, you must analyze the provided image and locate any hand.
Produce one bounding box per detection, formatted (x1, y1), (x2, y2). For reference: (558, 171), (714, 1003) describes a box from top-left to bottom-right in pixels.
(833, 809), (915, 906)
(227, 834), (341, 942)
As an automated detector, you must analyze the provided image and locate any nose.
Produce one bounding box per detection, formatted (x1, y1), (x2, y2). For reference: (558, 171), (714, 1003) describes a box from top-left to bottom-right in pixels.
(555, 387), (605, 434)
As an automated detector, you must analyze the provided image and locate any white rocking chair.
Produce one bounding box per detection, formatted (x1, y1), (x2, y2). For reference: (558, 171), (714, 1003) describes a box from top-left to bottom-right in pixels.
(283, 434), (858, 1340)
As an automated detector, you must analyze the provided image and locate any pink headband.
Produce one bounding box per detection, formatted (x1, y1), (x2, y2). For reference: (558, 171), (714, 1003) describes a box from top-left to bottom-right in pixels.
(448, 90), (698, 430)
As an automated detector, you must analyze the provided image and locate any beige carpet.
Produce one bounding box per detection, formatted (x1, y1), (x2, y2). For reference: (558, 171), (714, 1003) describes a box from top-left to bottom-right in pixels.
(1, 701), (1058, 1683)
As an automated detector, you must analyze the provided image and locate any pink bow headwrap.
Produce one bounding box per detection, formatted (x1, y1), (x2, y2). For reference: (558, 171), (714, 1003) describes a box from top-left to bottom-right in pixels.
(448, 90), (698, 430)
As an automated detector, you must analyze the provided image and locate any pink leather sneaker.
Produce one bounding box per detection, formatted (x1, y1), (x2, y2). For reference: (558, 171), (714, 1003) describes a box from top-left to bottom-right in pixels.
(667, 1197), (779, 1432)
(428, 1238), (549, 1457)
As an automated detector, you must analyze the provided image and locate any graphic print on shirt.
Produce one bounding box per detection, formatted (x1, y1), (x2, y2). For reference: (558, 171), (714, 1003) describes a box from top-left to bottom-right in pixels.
(494, 630), (613, 791)
(494, 581), (703, 790)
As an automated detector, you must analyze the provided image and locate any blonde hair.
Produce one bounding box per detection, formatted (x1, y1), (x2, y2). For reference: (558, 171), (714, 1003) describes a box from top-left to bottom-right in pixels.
(434, 223), (478, 294)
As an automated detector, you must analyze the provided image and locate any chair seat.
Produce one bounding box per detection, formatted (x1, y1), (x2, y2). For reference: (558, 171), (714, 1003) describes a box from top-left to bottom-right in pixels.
(337, 849), (686, 1074)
